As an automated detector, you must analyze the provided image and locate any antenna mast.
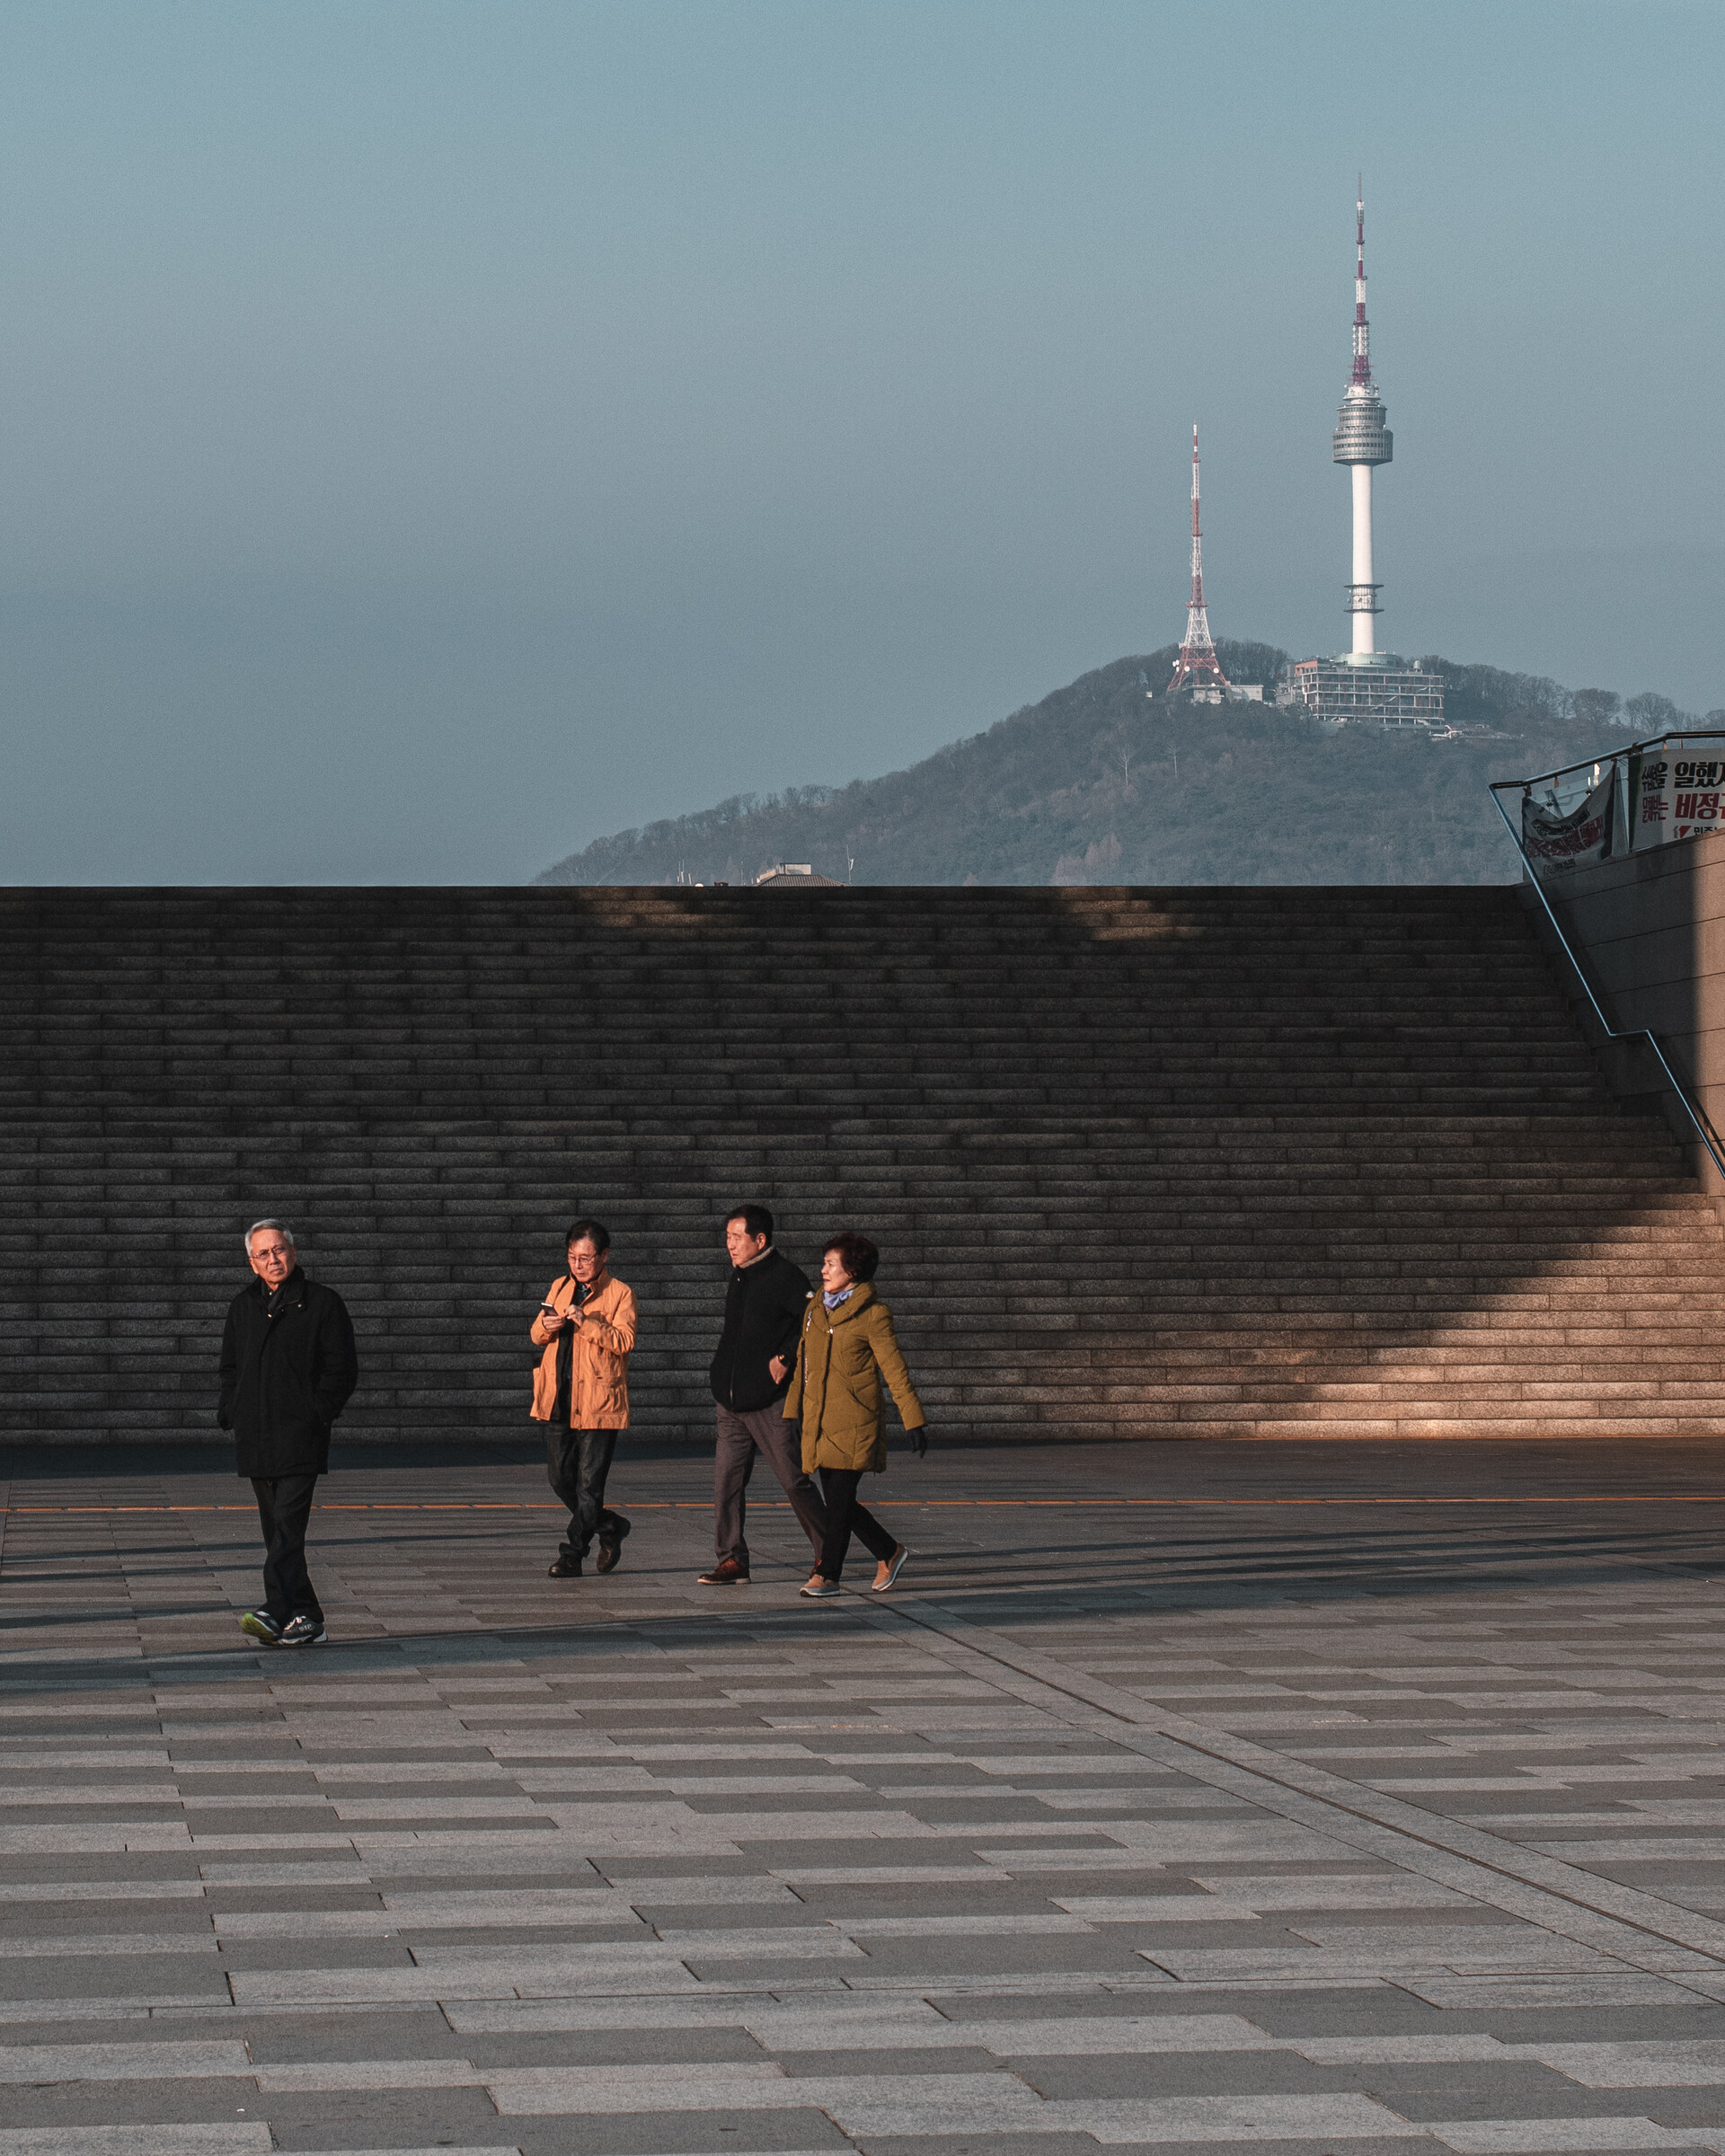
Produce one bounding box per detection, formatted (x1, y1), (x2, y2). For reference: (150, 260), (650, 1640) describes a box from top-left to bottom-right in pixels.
(1351, 179), (1371, 386)
(1167, 425), (1230, 695)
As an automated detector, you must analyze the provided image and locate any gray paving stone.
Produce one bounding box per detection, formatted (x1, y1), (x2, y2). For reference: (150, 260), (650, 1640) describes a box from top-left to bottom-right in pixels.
(1402, 1977), (1713, 2010)
(1423, 2121), (1725, 2149)
(19, 1445), (1725, 2152)
(0, 2134), (271, 2155)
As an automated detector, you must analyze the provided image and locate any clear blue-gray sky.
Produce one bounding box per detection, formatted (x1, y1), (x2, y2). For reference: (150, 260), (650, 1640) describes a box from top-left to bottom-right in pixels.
(1, 0), (1720, 882)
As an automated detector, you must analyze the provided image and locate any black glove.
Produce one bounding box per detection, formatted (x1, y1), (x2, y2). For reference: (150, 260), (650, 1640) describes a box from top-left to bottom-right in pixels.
(909, 1426), (929, 1459)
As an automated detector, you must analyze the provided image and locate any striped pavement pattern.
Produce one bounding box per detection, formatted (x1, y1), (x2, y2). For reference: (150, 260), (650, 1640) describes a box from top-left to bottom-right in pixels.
(8, 1437), (1725, 2152)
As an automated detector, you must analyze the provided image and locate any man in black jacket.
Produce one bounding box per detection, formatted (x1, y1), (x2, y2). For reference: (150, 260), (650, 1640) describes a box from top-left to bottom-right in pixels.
(699, 1204), (826, 1586)
(218, 1219), (358, 1648)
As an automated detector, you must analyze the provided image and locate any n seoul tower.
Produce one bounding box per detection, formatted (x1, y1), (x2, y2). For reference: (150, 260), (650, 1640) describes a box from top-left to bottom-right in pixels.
(1331, 183), (1393, 659)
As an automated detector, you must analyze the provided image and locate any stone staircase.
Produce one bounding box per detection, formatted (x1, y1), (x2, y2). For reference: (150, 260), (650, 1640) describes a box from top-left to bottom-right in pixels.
(2, 884), (1720, 1444)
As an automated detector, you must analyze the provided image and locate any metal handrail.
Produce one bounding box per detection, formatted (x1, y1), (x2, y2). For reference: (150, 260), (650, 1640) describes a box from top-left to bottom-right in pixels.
(1487, 785), (1725, 1184)
(1503, 730), (1725, 798)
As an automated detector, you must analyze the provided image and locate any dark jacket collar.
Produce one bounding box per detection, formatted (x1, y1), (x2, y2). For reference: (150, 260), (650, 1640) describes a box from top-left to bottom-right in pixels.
(248, 1266), (306, 1308)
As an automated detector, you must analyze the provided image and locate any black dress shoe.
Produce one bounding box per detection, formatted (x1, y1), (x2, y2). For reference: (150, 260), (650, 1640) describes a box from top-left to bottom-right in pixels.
(595, 1515), (632, 1574)
(547, 1555), (582, 1577)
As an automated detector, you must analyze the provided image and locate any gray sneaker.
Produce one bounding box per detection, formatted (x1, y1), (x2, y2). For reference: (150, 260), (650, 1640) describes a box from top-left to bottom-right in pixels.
(872, 1545), (910, 1593)
(240, 1610), (283, 1646)
(277, 1614), (328, 1648)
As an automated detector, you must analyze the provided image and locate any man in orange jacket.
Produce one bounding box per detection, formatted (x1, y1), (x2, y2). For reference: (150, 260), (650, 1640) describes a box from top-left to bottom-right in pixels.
(529, 1218), (638, 1577)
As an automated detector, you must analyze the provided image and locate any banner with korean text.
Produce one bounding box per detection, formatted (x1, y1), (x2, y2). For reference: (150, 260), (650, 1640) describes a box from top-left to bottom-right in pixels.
(1522, 767), (1615, 877)
(1629, 740), (1725, 849)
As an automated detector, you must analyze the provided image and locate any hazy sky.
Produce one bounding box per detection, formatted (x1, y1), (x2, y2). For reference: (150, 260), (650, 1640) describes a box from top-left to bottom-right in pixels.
(2, 0), (1721, 882)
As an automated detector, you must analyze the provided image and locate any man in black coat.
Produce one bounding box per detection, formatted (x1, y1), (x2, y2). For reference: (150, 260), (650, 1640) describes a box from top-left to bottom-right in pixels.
(699, 1203), (827, 1586)
(218, 1218), (358, 1648)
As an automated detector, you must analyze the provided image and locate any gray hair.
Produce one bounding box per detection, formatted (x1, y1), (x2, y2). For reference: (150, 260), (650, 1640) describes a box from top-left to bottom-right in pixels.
(244, 1218), (296, 1256)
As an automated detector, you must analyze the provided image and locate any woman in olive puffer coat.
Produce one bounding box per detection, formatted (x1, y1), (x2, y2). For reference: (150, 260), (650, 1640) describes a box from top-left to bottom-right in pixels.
(782, 1231), (927, 1598)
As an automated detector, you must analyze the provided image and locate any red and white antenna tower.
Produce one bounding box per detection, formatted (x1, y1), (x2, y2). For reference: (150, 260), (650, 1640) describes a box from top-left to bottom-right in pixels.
(1351, 181), (1371, 388)
(1166, 425), (1230, 695)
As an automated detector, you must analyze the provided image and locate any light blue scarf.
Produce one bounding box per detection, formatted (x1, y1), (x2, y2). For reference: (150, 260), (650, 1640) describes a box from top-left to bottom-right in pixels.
(822, 1286), (855, 1311)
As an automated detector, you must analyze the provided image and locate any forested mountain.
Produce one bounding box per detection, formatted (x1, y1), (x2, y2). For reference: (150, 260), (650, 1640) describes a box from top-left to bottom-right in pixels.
(537, 644), (1719, 888)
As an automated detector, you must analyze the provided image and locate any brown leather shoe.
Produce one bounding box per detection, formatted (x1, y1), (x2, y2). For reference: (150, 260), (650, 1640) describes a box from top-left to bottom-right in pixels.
(595, 1516), (631, 1574)
(697, 1559), (751, 1586)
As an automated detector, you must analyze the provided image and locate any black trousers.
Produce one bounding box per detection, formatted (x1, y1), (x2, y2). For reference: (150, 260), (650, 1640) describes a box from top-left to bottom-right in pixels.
(815, 1466), (898, 1582)
(252, 1471), (323, 1622)
(545, 1428), (626, 1562)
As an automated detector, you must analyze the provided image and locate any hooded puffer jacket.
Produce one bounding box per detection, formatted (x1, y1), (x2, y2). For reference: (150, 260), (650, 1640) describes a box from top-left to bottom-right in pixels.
(782, 1283), (925, 1474)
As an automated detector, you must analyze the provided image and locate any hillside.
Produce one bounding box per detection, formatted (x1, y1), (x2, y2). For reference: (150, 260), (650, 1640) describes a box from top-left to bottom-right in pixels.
(537, 644), (1717, 888)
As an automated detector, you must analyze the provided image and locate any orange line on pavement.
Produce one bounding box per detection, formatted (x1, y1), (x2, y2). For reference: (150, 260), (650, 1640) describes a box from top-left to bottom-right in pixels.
(8, 1497), (1725, 1515)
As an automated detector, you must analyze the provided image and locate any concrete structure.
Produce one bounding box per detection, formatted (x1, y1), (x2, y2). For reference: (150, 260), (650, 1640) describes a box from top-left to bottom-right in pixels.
(1165, 425), (1230, 695)
(754, 862), (841, 887)
(1281, 655), (1446, 726)
(1526, 832), (1725, 1195)
(1333, 184), (1393, 656)
(3, 883), (1723, 1444)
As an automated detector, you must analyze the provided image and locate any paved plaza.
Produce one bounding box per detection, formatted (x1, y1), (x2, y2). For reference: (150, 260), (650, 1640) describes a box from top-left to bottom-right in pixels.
(11, 1436), (1725, 2153)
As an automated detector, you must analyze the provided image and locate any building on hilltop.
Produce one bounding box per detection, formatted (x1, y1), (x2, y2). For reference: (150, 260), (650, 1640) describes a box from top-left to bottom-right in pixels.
(754, 862), (843, 888)
(1285, 187), (1444, 729)
(1278, 656), (1444, 727)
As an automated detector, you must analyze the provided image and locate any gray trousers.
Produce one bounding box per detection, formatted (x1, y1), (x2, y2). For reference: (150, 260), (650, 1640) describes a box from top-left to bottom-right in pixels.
(713, 1404), (828, 1567)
